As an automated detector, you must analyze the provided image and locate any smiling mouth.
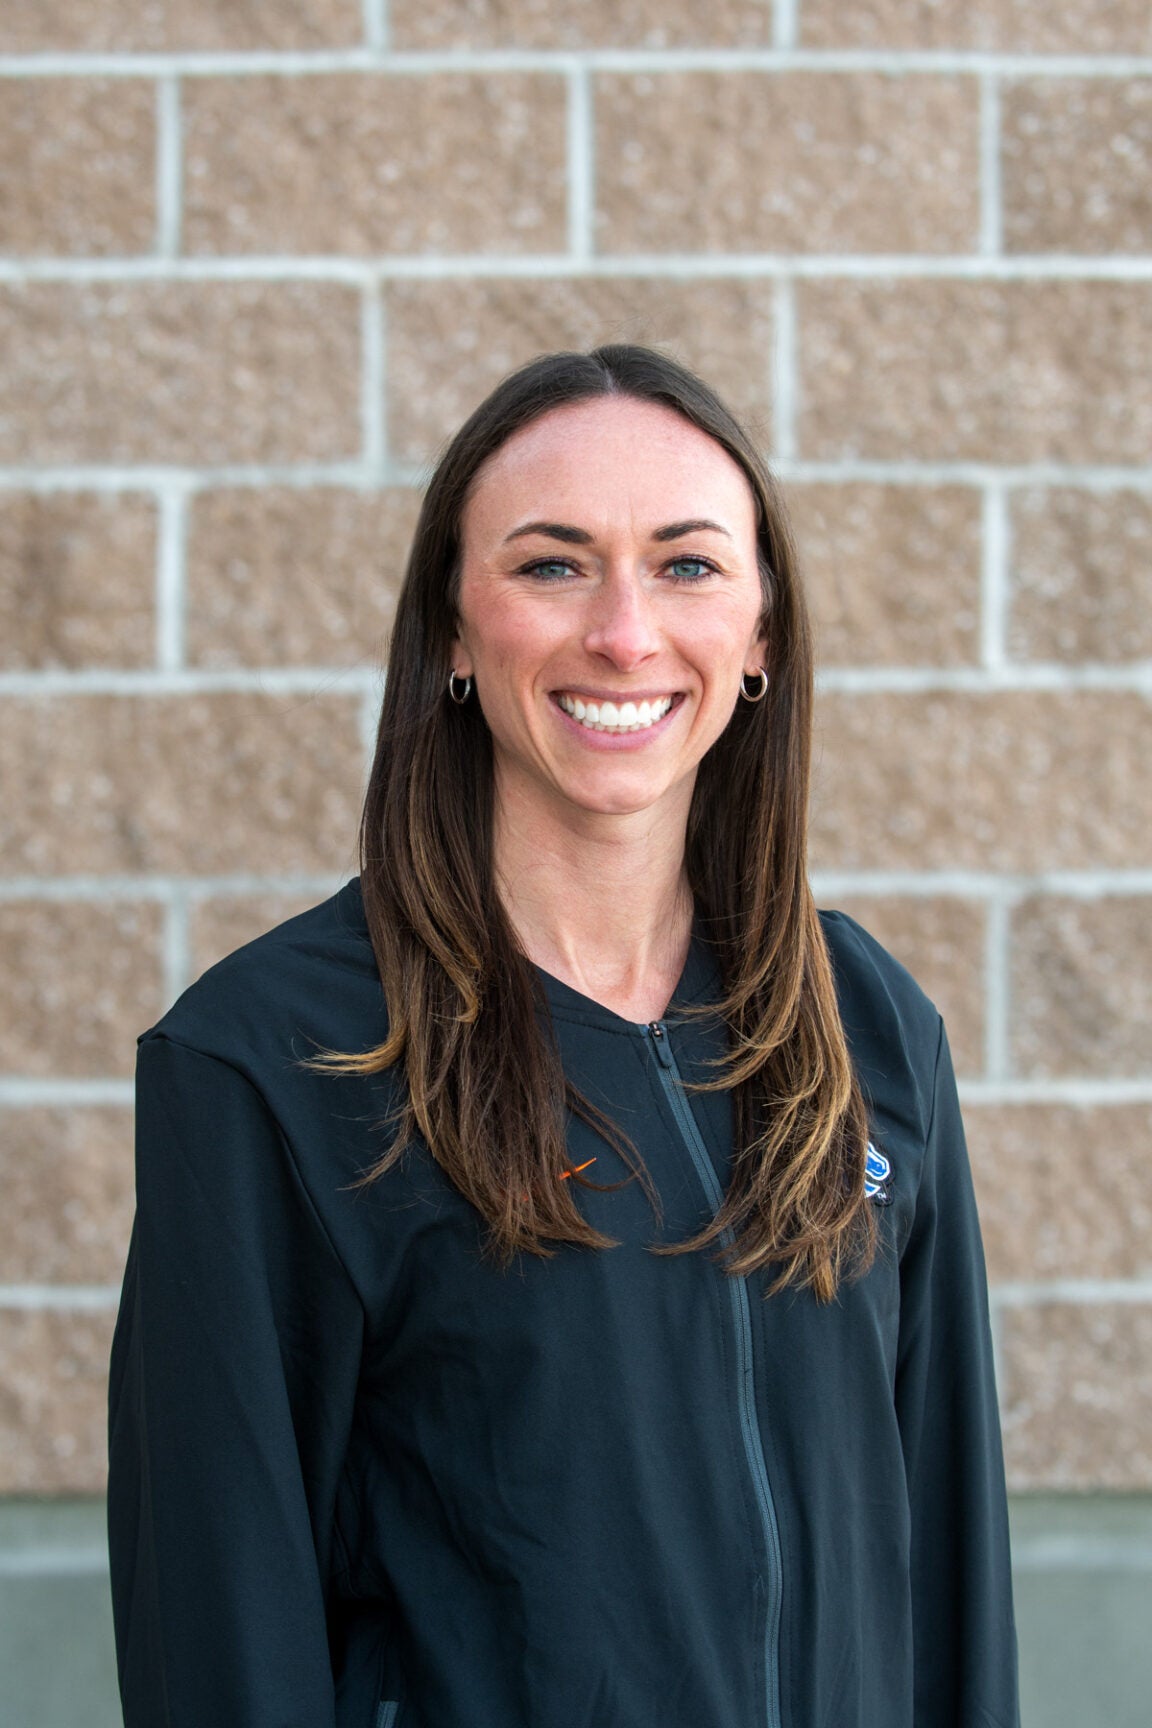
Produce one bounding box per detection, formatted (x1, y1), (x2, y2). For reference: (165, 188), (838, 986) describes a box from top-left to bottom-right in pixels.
(555, 693), (676, 734)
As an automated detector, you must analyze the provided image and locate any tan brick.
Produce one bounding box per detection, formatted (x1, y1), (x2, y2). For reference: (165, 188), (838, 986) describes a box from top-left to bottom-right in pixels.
(966, 1103), (1152, 1284)
(1004, 80), (1152, 255)
(184, 74), (568, 257)
(821, 896), (986, 1078)
(0, 284), (361, 465)
(0, 694), (364, 875)
(595, 73), (979, 256)
(0, 1308), (114, 1494)
(0, 493), (155, 670)
(789, 484), (981, 668)
(1009, 489), (1152, 664)
(0, 79), (154, 258)
(0, 1), (361, 52)
(1001, 1304), (1152, 1491)
(1010, 897), (1152, 1079)
(801, 0), (1152, 52)
(189, 891), (329, 979)
(811, 692), (1152, 872)
(0, 901), (164, 1078)
(187, 488), (417, 668)
(0, 1107), (135, 1284)
(386, 278), (776, 466)
(799, 281), (1152, 464)
(391, 0), (773, 49)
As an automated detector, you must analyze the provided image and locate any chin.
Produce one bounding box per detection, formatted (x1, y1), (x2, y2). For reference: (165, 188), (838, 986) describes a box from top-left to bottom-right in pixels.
(557, 773), (681, 820)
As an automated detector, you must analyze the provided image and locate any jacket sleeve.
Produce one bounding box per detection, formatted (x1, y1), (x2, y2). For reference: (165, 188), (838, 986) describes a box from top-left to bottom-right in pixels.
(894, 1019), (1020, 1728)
(107, 1033), (365, 1728)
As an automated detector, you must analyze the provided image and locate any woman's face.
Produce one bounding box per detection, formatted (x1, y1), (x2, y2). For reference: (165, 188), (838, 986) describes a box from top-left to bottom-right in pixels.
(452, 395), (768, 831)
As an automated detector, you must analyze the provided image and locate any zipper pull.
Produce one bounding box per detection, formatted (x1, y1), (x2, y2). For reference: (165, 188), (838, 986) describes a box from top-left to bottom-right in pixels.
(647, 1020), (675, 1069)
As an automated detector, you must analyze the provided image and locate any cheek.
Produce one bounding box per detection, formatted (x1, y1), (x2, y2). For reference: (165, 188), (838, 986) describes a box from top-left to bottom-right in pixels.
(692, 611), (761, 678)
(473, 606), (565, 680)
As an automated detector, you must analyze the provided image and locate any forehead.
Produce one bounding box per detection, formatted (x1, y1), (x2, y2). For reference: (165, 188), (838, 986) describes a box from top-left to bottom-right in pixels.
(462, 396), (758, 543)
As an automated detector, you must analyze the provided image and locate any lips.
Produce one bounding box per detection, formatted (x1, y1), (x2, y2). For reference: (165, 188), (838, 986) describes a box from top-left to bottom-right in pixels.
(555, 694), (675, 734)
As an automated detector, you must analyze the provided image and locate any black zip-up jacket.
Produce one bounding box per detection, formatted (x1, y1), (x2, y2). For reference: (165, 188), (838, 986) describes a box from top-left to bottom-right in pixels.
(108, 879), (1019, 1728)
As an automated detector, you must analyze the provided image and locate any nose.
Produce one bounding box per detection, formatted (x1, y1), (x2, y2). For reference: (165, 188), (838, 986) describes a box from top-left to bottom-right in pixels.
(582, 570), (661, 670)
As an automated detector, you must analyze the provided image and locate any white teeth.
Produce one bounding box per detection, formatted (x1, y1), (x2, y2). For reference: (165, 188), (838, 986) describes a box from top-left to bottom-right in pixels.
(557, 694), (673, 733)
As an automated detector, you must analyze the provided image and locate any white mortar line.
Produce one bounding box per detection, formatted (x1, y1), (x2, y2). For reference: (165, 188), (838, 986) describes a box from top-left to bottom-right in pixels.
(2, 461), (1149, 492)
(155, 484), (188, 671)
(772, 278), (796, 462)
(8, 252), (1152, 282)
(567, 64), (595, 262)
(154, 74), (182, 258)
(994, 1279), (1152, 1304)
(363, 0), (388, 53)
(0, 872), (352, 898)
(0, 1550), (111, 1577)
(0, 1285), (121, 1309)
(0, 869), (1148, 900)
(164, 884), (191, 1004)
(3, 663), (1149, 696)
(781, 462), (1152, 487)
(773, 0), (798, 52)
(0, 1080), (135, 1106)
(0, 463), (406, 491)
(811, 870), (1152, 896)
(959, 1079), (1152, 1105)
(980, 482), (1010, 671)
(984, 893), (1013, 1083)
(5, 50), (1152, 76)
(1, 1073), (1148, 1118)
(7, 1536), (1148, 1579)
(360, 683), (382, 776)
(979, 72), (1002, 257)
(815, 664), (1152, 692)
(0, 256), (377, 283)
(1011, 1538), (1152, 1573)
(360, 281), (386, 480)
(0, 1549), (111, 1578)
(0, 667), (382, 695)
(185, 872), (359, 900)
(988, 1292), (1006, 1405)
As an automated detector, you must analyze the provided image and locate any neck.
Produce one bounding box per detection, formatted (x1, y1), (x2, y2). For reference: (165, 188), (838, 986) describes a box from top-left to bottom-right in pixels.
(492, 773), (695, 1024)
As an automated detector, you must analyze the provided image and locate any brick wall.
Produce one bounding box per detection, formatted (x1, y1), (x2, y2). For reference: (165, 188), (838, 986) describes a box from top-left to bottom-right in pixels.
(1, 2), (1150, 1497)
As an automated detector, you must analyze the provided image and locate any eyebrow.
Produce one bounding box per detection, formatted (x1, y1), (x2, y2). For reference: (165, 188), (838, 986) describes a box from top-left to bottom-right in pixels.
(503, 521), (594, 545)
(502, 517), (733, 546)
(651, 518), (733, 542)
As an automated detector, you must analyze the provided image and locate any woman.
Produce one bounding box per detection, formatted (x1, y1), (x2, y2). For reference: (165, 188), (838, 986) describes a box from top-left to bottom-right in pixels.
(108, 345), (1019, 1728)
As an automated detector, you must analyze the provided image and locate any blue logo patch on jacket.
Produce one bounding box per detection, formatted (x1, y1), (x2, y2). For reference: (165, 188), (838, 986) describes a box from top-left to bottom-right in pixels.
(864, 1143), (893, 1206)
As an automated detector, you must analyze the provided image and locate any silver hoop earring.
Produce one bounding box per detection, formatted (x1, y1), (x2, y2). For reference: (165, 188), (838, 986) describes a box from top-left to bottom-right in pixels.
(740, 668), (768, 703)
(447, 669), (473, 705)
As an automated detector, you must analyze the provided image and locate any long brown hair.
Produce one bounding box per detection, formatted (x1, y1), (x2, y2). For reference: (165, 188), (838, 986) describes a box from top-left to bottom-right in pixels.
(314, 345), (874, 1301)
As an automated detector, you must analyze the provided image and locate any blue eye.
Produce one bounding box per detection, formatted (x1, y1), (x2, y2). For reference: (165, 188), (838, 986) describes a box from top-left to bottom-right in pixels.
(666, 557), (716, 582)
(521, 558), (576, 582)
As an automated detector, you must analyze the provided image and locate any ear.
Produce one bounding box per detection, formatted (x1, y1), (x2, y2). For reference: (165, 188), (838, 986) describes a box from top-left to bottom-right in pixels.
(746, 623), (769, 677)
(449, 631), (473, 680)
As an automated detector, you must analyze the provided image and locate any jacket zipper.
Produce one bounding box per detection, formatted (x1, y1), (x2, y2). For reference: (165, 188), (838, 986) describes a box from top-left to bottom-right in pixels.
(645, 1019), (784, 1728)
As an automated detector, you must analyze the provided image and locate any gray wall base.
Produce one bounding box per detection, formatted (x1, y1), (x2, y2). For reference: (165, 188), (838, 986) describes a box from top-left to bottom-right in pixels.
(2, 1496), (1150, 1728)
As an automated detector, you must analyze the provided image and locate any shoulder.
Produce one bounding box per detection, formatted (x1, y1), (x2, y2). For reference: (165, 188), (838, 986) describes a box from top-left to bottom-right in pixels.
(141, 877), (387, 1078)
(818, 907), (940, 1041)
(818, 907), (944, 1141)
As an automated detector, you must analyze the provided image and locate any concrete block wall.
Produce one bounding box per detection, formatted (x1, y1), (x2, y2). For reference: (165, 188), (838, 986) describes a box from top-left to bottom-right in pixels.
(0, 3), (1150, 1718)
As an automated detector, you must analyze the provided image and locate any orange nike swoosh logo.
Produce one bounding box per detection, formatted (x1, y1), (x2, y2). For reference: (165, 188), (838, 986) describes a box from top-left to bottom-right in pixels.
(559, 1158), (597, 1181)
